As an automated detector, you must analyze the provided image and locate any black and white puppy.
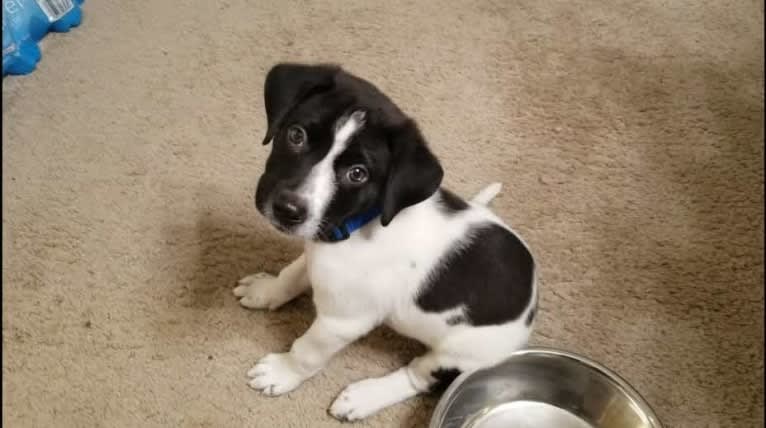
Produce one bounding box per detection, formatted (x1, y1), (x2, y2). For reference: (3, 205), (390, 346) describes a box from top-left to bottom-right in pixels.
(234, 63), (537, 421)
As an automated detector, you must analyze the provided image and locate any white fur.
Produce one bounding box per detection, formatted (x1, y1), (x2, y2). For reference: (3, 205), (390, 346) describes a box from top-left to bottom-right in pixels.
(472, 181), (502, 205)
(329, 367), (416, 420)
(233, 254), (309, 310)
(235, 182), (536, 420)
(293, 111), (365, 239)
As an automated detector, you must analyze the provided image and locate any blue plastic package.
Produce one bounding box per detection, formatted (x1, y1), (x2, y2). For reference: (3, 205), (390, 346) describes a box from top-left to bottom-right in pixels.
(2, 0), (84, 77)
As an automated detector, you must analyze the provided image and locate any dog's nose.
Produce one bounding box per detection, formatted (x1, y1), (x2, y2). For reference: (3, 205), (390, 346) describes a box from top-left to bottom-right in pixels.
(272, 191), (307, 226)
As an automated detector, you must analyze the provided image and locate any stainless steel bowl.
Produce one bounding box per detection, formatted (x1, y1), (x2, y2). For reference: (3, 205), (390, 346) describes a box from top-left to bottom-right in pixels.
(429, 347), (662, 428)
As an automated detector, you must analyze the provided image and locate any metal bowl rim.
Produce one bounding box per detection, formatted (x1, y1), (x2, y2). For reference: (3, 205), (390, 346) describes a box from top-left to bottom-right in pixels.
(429, 346), (663, 428)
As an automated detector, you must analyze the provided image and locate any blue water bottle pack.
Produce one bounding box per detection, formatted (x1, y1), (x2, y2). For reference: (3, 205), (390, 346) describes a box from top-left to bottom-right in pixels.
(2, 0), (84, 77)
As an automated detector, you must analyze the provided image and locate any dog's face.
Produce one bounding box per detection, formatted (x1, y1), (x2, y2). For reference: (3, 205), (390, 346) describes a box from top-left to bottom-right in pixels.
(255, 64), (443, 240)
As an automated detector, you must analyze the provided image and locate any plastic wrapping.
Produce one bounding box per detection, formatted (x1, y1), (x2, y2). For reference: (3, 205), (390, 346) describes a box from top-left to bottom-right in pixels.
(2, 0), (84, 76)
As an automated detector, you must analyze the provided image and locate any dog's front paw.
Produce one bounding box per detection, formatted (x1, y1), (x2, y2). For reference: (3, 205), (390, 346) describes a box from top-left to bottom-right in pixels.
(233, 272), (286, 310)
(247, 353), (306, 396)
(329, 378), (390, 421)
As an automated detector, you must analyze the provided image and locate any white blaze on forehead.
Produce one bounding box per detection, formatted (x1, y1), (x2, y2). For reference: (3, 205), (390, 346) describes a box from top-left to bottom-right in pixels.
(295, 111), (366, 238)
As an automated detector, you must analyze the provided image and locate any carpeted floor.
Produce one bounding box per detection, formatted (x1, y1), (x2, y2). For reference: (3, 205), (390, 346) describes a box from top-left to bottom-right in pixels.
(2, 1), (763, 427)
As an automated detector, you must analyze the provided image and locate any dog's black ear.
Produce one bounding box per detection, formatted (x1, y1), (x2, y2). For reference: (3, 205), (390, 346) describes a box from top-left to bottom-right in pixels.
(262, 63), (339, 145)
(381, 121), (444, 226)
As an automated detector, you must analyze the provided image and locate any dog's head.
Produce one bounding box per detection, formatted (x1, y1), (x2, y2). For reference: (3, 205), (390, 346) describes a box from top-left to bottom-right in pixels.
(254, 63), (443, 241)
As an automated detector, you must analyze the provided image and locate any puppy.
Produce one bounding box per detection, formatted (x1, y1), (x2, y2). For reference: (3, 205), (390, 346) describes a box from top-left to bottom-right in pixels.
(234, 63), (537, 421)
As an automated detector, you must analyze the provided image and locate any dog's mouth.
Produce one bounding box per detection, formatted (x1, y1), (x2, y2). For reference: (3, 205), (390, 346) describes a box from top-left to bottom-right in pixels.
(270, 220), (292, 234)
(266, 215), (300, 236)
(263, 211), (326, 241)
(267, 215), (340, 242)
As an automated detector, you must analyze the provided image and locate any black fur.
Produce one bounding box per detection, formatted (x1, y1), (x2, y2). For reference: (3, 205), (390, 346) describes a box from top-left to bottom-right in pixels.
(261, 63), (339, 145)
(429, 368), (462, 393)
(437, 189), (469, 214)
(380, 123), (443, 226)
(416, 223), (535, 326)
(255, 63), (443, 239)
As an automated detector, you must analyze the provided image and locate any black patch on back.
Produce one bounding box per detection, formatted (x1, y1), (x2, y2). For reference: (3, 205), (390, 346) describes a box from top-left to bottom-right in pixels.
(525, 303), (537, 326)
(429, 368), (461, 393)
(437, 188), (469, 214)
(416, 223), (535, 326)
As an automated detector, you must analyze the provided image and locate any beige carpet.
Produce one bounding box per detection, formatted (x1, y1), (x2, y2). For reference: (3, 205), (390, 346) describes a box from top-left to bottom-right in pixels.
(2, 1), (763, 427)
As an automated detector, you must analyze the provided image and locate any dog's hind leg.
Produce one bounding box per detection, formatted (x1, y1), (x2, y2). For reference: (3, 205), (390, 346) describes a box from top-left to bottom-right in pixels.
(234, 253), (310, 310)
(472, 182), (502, 206)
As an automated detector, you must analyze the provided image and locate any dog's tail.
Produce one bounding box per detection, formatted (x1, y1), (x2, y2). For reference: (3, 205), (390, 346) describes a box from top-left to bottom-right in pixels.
(472, 182), (503, 206)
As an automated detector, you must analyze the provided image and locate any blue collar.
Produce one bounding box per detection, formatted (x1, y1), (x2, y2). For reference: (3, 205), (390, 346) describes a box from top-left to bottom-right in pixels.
(324, 207), (382, 242)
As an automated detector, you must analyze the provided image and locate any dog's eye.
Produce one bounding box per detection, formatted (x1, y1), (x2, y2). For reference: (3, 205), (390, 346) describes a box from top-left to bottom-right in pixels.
(286, 125), (306, 146)
(346, 165), (369, 184)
